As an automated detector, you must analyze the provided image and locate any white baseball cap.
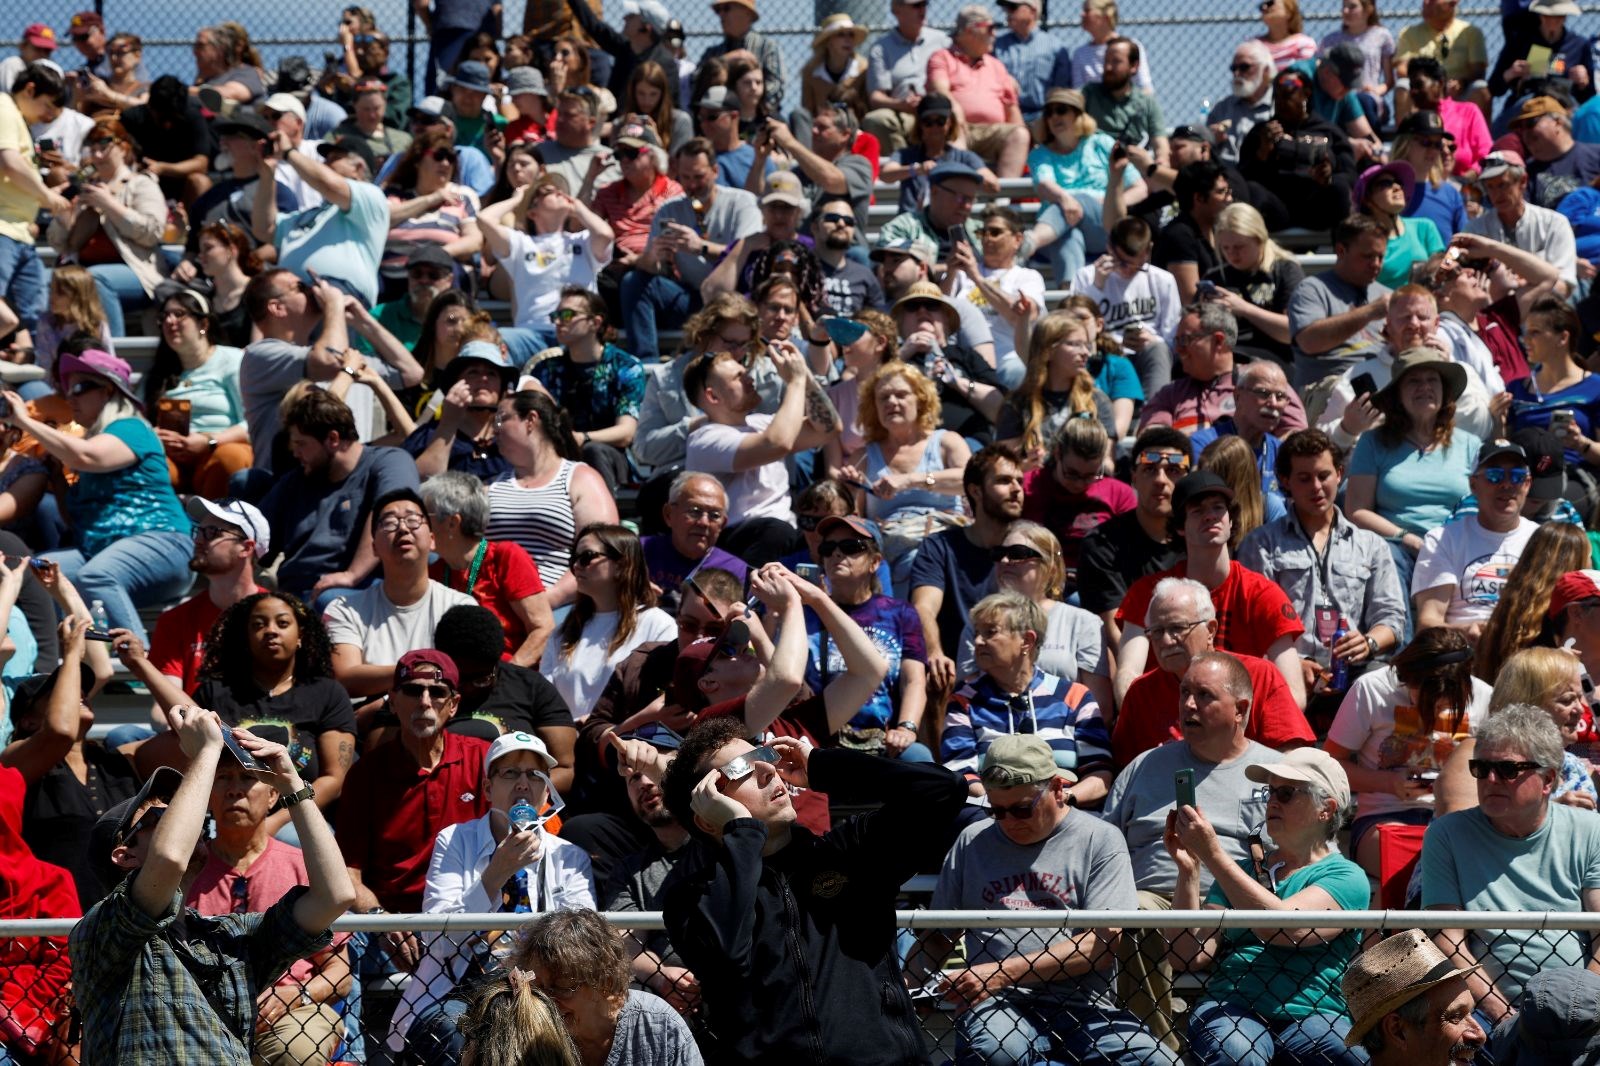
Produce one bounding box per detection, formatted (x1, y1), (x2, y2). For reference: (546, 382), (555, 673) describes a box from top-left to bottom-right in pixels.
(184, 497), (270, 557)
(261, 92), (307, 123)
(484, 730), (554, 775)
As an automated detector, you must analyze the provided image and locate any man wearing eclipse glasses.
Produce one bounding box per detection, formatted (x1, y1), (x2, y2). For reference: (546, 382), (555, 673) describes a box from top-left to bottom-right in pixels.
(656, 699), (967, 1064)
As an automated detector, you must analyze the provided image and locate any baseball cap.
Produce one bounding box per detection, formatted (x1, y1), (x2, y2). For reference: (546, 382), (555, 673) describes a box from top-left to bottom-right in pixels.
(1475, 438), (1528, 470)
(484, 730), (554, 775)
(261, 93), (307, 123)
(918, 93), (954, 119)
(1478, 150), (1526, 181)
(1396, 110), (1446, 137)
(1515, 94), (1567, 126)
(1509, 426), (1566, 501)
(1550, 570), (1600, 617)
(696, 85), (740, 112)
(318, 136), (378, 174)
(929, 159), (985, 186)
(214, 110), (273, 139)
(1169, 125), (1209, 143)
(761, 170), (808, 208)
(980, 735), (1077, 787)
(871, 234), (937, 265)
(816, 515), (876, 544)
(184, 496), (271, 557)
(503, 66), (548, 98)
(615, 120), (662, 150)
(1043, 86), (1086, 114)
(9, 663), (96, 723)
(1321, 41), (1365, 89)
(1245, 747), (1351, 812)
(88, 766), (183, 893)
(68, 12), (103, 31)
(24, 24), (57, 50)
(409, 96), (450, 122)
(406, 243), (456, 272)
(669, 621), (754, 710)
(396, 649), (460, 690)
(1171, 470), (1235, 514)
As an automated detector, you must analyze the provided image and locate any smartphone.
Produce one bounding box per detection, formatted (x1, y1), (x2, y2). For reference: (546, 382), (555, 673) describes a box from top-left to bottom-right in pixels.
(795, 563), (822, 584)
(1351, 372), (1378, 398)
(222, 728), (266, 771)
(1196, 280), (1217, 297)
(27, 557), (48, 572)
(36, 138), (57, 154)
(85, 629), (114, 642)
(947, 224), (974, 253)
(1174, 768), (1197, 810)
(1551, 409), (1577, 434)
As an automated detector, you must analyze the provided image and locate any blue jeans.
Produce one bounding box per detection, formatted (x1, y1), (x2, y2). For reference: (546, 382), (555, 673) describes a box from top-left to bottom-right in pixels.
(1034, 193), (1106, 284)
(45, 530), (193, 644)
(88, 262), (152, 338)
(501, 325), (557, 368)
(955, 991), (1182, 1066)
(0, 234), (45, 332)
(104, 723), (156, 749)
(1188, 1001), (1367, 1066)
(1387, 537), (1418, 645)
(621, 270), (697, 363)
(997, 350), (1028, 390)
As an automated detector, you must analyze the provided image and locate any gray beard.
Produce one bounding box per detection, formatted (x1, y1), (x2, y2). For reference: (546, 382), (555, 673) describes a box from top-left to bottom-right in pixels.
(1232, 76), (1263, 99)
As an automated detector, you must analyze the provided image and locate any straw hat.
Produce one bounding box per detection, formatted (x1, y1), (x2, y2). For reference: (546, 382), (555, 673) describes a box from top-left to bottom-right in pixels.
(812, 12), (868, 52)
(1341, 929), (1482, 1046)
(891, 280), (961, 334)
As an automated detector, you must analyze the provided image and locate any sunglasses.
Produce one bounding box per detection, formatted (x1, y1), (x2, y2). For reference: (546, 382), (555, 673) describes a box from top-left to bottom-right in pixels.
(1134, 450), (1191, 472)
(548, 308), (590, 324)
(819, 537), (873, 558)
(193, 524), (244, 543)
(573, 548), (620, 568)
(71, 32), (93, 42)
(988, 789), (1048, 820)
(1230, 62), (1255, 73)
(1260, 785), (1309, 803)
(615, 145), (645, 162)
(230, 875), (251, 913)
(1044, 104), (1078, 118)
(1467, 759), (1542, 781)
(1480, 466), (1530, 485)
(429, 148), (456, 163)
(921, 114), (950, 126)
(68, 380), (107, 396)
(398, 681), (454, 700)
(822, 212), (855, 227)
(718, 744), (780, 782)
(991, 544), (1044, 563)
(1369, 176), (1401, 193)
(117, 804), (165, 844)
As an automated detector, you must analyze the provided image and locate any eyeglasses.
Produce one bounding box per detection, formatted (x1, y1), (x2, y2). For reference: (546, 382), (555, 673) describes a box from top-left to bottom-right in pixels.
(933, 186), (977, 206)
(677, 504), (726, 524)
(712, 330), (753, 350)
(1044, 104), (1077, 118)
(376, 514), (428, 533)
(548, 308), (590, 324)
(67, 380), (107, 396)
(981, 227), (1015, 238)
(1260, 785), (1309, 803)
(1480, 466), (1530, 485)
(988, 789), (1049, 820)
(1244, 386), (1291, 404)
(1134, 450), (1191, 473)
(615, 145), (645, 162)
(398, 681), (455, 700)
(573, 548), (620, 568)
(492, 767), (546, 783)
(822, 212), (855, 227)
(819, 536), (873, 558)
(1175, 330), (1212, 348)
(717, 744), (780, 782)
(230, 875), (251, 914)
(1056, 462), (1104, 485)
(1149, 619), (1206, 643)
(698, 110), (732, 122)
(991, 544), (1043, 563)
(86, 137), (117, 151)
(1467, 759), (1542, 781)
(161, 307), (198, 321)
(193, 524), (244, 543)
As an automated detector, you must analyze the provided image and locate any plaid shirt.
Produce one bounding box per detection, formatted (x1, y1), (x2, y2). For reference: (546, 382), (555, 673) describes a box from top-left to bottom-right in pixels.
(70, 880), (331, 1064)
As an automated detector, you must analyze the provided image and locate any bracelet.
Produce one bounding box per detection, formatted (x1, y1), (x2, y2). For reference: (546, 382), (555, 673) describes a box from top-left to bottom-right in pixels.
(893, 720), (919, 732)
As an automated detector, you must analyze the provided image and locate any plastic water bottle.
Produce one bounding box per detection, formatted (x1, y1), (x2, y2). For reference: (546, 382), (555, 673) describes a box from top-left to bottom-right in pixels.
(89, 599), (109, 633)
(1330, 622), (1349, 691)
(508, 801), (540, 832)
(1199, 98), (1212, 125)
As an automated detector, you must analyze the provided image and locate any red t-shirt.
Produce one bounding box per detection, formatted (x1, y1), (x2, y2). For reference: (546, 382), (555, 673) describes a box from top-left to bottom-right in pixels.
(593, 174), (686, 258)
(429, 540), (545, 660)
(334, 732), (490, 912)
(148, 588), (268, 693)
(1112, 654), (1317, 768)
(699, 692), (833, 835)
(1116, 560), (1305, 670)
(1021, 467), (1137, 587)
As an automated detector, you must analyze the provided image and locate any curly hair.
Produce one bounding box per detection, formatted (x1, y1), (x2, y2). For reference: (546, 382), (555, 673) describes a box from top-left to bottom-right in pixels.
(681, 292), (760, 362)
(661, 716), (750, 831)
(509, 909), (629, 1001)
(853, 308), (897, 364)
(197, 592), (335, 693)
(1475, 521), (1592, 681)
(857, 361), (942, 443)
(746, 240), (825, 316)
(1011, 311), (1100, 455)
(558, 523), (657, 660)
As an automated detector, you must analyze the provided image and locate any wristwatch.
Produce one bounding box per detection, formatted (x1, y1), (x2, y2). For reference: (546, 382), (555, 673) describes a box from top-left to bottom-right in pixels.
(341, 365), (360, 379)
(206, 436), (219, 451)
(924, 473), (936, 488)
(701, 241), (711, 258)
(1365, 635), (1381, 659)
(894, 720), (919, 732)
(281, 783), (315, 808)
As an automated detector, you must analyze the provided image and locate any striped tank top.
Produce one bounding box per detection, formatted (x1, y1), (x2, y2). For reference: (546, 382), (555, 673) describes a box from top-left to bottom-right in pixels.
(486, 460), (579, 589)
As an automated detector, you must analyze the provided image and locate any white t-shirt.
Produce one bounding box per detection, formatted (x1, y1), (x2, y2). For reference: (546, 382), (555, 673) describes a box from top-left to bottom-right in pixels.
(540, 607), (678, 719)
(685, 414), (795, 524)
(503, 228), (611, 328)
(1327, 666), (1490, 819)
(953, 263), (1047, 364)
(29, 108), (94, 164)
(1412, 515), (1537, 625)
(322, 579), (477, 663)
(1068, 262), (1181, 352)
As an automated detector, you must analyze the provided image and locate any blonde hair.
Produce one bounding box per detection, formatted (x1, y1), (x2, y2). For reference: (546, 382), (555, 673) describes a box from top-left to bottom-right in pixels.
(857, 361), (942, 442)
(1214, 203), (1289, 272)
(1393, 133), (1448, 189)
(682, 292), (761, 364)
(1199, 435), (1265, 548)
(1013, 312), (1100, 454)
(1032, 106), (1098, 151)
(1489, 647), (1583, 715)
(459, 972), (582, 1066)
(972, 589), (1048, 642)
(1000, 520), (1067, 599)
(47, 265), (107, 337)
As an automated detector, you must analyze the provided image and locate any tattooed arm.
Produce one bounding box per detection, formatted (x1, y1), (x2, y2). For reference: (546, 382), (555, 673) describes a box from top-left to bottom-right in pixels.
(264, 729), (356, 836)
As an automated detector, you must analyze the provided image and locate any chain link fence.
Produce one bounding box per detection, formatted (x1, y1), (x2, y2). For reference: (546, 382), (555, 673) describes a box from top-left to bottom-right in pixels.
(17, 3), (1515, 136)
(0, 908), (1588, 1063)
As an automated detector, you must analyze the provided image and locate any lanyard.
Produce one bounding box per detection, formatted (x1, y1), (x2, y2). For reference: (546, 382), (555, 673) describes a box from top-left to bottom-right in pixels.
(458, 538), (488, 594)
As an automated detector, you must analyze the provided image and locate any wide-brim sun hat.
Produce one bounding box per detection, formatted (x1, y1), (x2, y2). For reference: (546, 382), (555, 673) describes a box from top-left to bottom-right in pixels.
(812, 12), (868, 52)
(1353, 160), (1417, 212)
(1378, 347), (1468, 407)
(57, 349), (142, 407)
(891, 280), (961, 334)
(1342, 929), (1482, 1046)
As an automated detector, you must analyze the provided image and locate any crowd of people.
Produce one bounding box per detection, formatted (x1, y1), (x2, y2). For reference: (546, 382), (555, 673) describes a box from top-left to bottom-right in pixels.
(9, 0), (1600, 1062)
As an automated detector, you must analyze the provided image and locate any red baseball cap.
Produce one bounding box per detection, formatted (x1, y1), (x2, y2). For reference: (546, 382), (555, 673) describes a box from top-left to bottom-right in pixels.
(24, 24), (57, 49)
(1549, 570), (1600, 618)
(396, 649), (459, 689)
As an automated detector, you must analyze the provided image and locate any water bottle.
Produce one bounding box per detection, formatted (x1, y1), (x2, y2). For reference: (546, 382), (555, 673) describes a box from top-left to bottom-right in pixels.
(508, 801), (540, 832)
(1199, 98), (1212, 126)
(1330, 622), (1349, 691)
(90, 599), (109, 633)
